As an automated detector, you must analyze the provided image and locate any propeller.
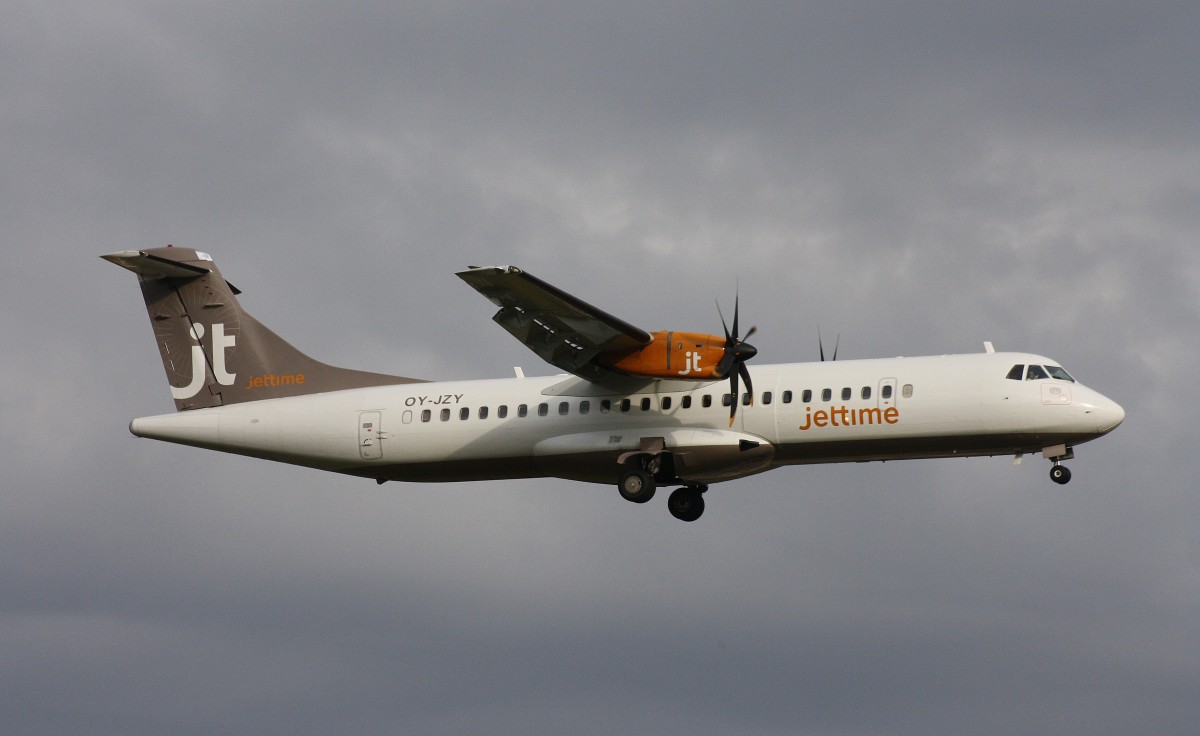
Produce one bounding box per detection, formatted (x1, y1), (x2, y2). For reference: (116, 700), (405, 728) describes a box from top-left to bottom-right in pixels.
(818, 327), (839, 362)
(717, 294), (758, 426)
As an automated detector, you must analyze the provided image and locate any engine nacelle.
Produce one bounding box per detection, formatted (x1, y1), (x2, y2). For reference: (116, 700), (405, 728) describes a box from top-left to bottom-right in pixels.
(599, 331), (729, 380)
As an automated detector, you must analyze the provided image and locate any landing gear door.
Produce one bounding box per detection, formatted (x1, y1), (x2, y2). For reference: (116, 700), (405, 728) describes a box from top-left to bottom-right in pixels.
(878, 378), (897, 410)
(359, 411), (383, 460)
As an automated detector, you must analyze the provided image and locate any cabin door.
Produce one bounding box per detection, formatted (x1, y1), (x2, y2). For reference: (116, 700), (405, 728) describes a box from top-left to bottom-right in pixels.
(359, 411), (383, 460)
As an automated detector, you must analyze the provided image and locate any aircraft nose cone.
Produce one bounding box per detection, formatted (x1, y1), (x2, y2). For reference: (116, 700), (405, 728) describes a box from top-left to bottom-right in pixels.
(1095, 397), (1125, 433)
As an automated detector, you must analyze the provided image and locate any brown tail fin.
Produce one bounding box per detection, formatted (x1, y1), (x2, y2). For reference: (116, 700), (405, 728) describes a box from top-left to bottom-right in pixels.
(103, 246), (424, 410)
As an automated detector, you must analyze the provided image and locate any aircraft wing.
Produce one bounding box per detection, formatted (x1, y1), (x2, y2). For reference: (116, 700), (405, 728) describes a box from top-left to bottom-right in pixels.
(457, 266), (652, 383)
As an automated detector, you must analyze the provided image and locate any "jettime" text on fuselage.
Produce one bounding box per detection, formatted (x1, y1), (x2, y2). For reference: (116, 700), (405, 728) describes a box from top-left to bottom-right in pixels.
(799, 405), (900, 431)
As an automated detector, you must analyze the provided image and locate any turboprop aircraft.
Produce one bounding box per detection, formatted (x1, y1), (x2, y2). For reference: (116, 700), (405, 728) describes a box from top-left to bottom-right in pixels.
(104, 246), (1125, 522)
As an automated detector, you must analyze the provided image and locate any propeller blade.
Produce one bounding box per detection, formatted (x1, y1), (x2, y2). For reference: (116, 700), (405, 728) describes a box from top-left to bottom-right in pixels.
(716, 300), (731, 342)
(739, 361), (754, 405)
(716, 350), (736, 378)
(727, 365), (740, 426)
(731, 293), (740, 342)
(819, 327), (826, 362)
(831, 333), (840, 362)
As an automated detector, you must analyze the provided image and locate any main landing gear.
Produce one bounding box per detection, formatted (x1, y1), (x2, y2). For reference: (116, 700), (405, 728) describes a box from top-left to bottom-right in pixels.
(618, 469), (656, 504)
(666, 486), (707, 522)
(616, 454), (708, 521)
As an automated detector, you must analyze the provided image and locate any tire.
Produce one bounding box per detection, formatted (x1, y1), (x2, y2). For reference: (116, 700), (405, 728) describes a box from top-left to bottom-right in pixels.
(618, 469), (656, 503)
(1049, 465), (1072, 485)
(667, 487), (705, 522)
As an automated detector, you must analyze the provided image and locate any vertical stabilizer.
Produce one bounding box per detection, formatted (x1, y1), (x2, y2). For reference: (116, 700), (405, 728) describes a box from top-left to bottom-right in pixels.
(103, 247), (423, 410)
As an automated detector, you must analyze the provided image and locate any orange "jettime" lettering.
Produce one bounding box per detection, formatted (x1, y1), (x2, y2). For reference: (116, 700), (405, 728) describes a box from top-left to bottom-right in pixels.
(244, 373), (306, 390)
(799, 405), (900, 431)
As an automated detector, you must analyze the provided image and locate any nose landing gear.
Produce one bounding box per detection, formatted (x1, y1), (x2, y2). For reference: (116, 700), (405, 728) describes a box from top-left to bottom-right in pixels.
(1043, 444), (1075, 485)
(1049, 463), (1072, 485)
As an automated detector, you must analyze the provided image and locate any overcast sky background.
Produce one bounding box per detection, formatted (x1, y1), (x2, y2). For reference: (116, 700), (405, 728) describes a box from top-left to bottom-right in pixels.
(3, 1), (1198, 734)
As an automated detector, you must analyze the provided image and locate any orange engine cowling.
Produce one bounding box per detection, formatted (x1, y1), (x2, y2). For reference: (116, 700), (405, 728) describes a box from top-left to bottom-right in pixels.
(600, 331), (729, 380)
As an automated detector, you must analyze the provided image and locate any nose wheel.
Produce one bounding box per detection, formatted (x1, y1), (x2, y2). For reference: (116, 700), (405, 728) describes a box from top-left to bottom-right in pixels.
(1049, 464), (1072, 485)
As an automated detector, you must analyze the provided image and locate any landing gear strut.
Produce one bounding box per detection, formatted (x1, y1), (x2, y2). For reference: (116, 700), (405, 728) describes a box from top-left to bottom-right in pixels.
(667, 486), (707, 522)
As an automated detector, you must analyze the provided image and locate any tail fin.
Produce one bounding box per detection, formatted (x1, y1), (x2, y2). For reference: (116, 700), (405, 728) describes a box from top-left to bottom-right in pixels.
(103, 246), (424, 410)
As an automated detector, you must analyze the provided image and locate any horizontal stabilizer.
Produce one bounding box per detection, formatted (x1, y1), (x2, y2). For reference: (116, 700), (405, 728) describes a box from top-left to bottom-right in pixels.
(101, 250), (213, 280)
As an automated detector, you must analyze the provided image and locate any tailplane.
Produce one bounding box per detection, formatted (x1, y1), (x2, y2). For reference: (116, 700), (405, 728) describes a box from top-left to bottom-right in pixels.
(104, 246), (424, 410)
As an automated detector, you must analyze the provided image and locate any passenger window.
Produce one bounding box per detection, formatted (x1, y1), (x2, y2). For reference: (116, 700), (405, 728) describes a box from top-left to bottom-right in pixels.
(782, 390), (792, 404)
(861, 386), (871, 400)
(558, 401), (569, 416)
(702, 395), (713, 408)
(1026, 365), (1049, 381)
(579, 400), (590, 415)
(421, 409), (431, 422)
(518, 404), (528, 418)
(640, 397), (651, 411)
(882, 384), (893, 399)
(742, 393), (751, 406)
(620, 399), (631, 412)
(723, 394), (733, 407)
(440, 408), (451, 421)
(1006, 364), (1025, 381)
(538, 403), (549, 416)
(682, 395), (693, 409)
(478, 406), (489, 419)
(763, 391), (773, 405)
(841, 387), (851, 401)
(498, 405), (508, 419)
(460, 407), (469, 420)
(802, 389), (812, 403)
(902, 384), (913, 398)
(600, 399), (611, 413)
(662, 397), (672, 410)
(822, 388), (832, 402)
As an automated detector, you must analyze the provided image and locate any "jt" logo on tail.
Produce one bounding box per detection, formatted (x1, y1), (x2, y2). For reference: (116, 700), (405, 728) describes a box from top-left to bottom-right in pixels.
(172, 323), (237, 399)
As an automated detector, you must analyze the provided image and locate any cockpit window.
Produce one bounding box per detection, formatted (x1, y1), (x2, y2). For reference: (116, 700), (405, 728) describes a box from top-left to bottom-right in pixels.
(1006, 365), (1024, 381)
(1045, 365), (1075, 382)
(1026, 365), (1049, 381)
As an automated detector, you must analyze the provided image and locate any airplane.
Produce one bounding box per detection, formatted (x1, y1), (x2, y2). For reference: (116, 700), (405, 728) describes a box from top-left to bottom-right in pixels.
(103, 246), (1125, 522)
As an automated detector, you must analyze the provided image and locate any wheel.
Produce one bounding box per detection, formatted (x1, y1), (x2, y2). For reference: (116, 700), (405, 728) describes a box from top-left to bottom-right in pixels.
(618, 469), (656, 503)
(1049, 465), (1072, 485)
(667, 487), (705, 522)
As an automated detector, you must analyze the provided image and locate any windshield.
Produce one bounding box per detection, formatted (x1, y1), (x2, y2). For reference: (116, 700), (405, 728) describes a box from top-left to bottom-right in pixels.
(1045, 365), (1075, 382)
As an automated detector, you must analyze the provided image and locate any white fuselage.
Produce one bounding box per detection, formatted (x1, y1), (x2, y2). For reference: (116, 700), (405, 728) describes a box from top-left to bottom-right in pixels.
(129, 352), (1124, 486)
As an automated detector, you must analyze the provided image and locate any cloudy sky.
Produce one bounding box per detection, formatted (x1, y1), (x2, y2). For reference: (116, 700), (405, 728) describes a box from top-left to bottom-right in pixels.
(3, 1), (1198, 733)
